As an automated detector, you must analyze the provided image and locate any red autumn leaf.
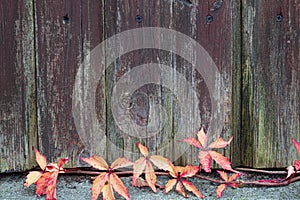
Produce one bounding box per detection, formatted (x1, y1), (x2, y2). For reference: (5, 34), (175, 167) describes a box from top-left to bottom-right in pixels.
(183, 128), (236, 173)
(165, 164), (204, 198)
(292, 138), (300, 171)
(24, 148), (68, 200)
(294, 160), (300, 171)
(81, 156), (132, 200)
(132, 142), (172, 192)
(216, 171), (240, 198)
(292, 138), (300, 155)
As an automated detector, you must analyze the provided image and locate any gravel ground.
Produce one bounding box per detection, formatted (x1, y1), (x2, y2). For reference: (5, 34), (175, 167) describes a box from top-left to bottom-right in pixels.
(1, 172), (300, 200)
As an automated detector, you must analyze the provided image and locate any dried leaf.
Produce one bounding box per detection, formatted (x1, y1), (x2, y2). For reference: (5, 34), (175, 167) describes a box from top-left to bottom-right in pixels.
(292, 138), (300, 155)
(102, 182), (115, 200)
(216, 184), (227, 198)
(145, 161), (157, 192)
(198, 151), (211, 172)
(25, 149), (67, 200)
(150, 155), (173, 172)
(208, 137), (233, 149)
(180, 165), (199, 178)
(80, 155), (108, 170)
(217, 170), (228, 181)
(182, 180), (204, 198)
(134, 177), (149, 188)
(110, 157), (133, 170)
(176, 181), (187, 198)
(24, 171), (43, 187)
(136, 142), (149, 157)
(91, 173), (109, 200)
(197, 128), (208, 147)
(110, 173), (130, 200)
(57, 157), (68, 169)
(182, 137), (202, 148)
(294, 160), (300, 171)
(34, 148), (47, 170)
(209, 151), (235, 172)
(132, 157), (146, 186)
(164, 179), (177, 193)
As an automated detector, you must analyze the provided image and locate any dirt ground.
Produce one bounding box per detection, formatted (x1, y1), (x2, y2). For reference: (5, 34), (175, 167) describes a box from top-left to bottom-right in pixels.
(1, 172), (300, 200)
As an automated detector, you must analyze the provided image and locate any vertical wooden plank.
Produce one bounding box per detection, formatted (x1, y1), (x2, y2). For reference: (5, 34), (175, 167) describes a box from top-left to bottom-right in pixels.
(35, 0), (104, 166)
(103, 0), (239, 166)
(242, 0), (300, 167)
(0, 1), (37, 172)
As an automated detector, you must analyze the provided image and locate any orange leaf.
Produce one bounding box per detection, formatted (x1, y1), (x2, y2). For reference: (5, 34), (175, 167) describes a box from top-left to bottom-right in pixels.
(102, 182), (115, 200)
(164, 179), (177, 193)
(145, 161), (157, 192)
(217, 170), (228, 181)
(136, 142), (149, 157)
(91, 173), (108, 200)
(182, 180), (204, 198)
(180, 165), (199, 178)
(149, 155), (173, 172)
(176, 181), (187, 198)
(292, 138), (300, 155)
(197, 128), (208, 147)
(35, 171), (58, 199)
(208, 136), (233, 149)
(110, 173), (130, 200)
(24, 171), (43, 187)
(80, 155), (108, 170)
(182, 137), (202, 148)
(57, 157), (68, 169)
(209, 151), (234, 172)
(199, 151), (211, 172)
(132, 157), (146, 186)
(216, 184), (227, 198)
(229, 173), (240, 182)
(111, 157), (133, 170)
(34, 148), (47, 170)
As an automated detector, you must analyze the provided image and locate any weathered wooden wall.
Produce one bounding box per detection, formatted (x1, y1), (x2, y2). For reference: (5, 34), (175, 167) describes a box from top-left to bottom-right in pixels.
(238, 0), (300, 167)
(0, 1), (37, 171)
(0, 0), (299, 172)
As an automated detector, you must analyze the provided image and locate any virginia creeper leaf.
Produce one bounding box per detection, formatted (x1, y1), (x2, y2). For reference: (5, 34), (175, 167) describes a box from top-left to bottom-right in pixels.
(182, 180), (204, 198)
(80, 155), (108, 170)
(25, 148), (68, 200)
(183, 128), (235, 173)
(110, 173), (130, 200)
(34, 148), (47, 170)
(136, 142), (149, 157)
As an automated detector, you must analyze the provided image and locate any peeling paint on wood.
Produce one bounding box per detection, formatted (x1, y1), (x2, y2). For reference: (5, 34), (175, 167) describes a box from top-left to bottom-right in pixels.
(241, 0), (300, 167)
(0, 0), (37, 171)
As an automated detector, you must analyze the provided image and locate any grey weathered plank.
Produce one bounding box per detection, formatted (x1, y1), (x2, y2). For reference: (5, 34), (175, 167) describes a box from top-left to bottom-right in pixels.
(241, 0), (300, 167)
(103, 0), (238, 166)
(0, 0), (37, 172)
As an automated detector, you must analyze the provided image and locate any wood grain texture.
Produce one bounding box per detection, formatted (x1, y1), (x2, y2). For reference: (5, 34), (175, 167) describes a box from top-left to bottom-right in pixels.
(103, 0), (238, 166)
(241, 0), (300, 167)
(35, 0), (104, 166)
(0, 1), (37, 171)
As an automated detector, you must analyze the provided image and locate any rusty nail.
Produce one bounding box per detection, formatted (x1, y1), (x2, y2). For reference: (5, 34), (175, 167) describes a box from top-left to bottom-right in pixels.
(206, 14), (213, 24)
(63, 14), (70, 24)
(276, 14), (283, 22)
(135, 15), (143, 23)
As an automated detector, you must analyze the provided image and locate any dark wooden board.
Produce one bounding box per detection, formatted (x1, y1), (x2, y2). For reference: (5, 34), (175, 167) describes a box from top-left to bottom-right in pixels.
(35, 0), (104, 166)
(241, 0), (300, 167)
(0, 0), (37, 171)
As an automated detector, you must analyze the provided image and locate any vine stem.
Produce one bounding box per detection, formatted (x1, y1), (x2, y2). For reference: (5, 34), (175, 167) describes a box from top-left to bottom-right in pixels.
(61, 168), (300, 187)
